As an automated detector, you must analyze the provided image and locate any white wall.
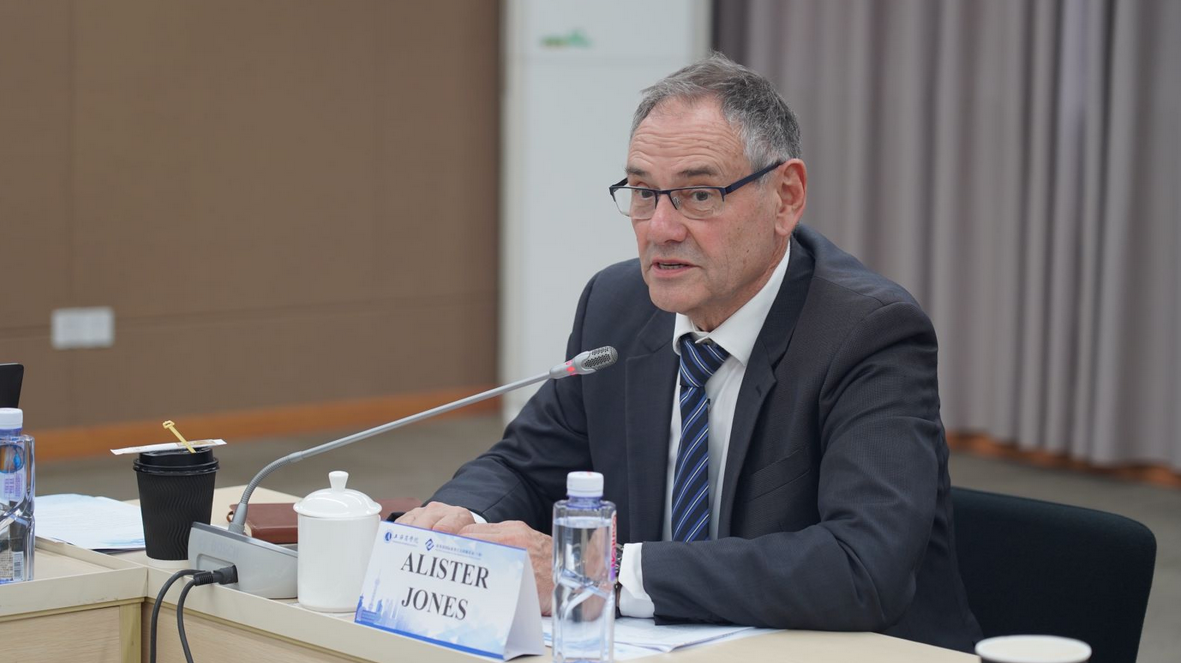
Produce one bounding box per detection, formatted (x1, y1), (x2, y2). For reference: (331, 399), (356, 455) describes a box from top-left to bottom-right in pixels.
(500, 0), (710, 421)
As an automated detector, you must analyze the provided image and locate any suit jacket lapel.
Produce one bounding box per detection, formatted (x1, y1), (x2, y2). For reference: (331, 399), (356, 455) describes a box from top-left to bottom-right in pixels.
(624, 309), (676, 544)
(718, 234), (815, 537)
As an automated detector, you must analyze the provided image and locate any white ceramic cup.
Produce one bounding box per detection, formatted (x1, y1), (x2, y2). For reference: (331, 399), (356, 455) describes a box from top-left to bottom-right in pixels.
(976, 635), (1092, 663)
(294, 471), (382, 612)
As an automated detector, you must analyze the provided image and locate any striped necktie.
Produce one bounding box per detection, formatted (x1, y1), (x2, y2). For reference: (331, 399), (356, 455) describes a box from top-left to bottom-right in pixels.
(671, 336), (729, 542)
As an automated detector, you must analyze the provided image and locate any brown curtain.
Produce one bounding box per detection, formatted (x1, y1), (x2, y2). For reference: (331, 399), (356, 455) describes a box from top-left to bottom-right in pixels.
(717, 0), (1181, 468)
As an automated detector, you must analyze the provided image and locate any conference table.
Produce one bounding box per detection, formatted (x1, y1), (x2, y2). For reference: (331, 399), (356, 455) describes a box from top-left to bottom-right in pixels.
(0, 486), (977, 662)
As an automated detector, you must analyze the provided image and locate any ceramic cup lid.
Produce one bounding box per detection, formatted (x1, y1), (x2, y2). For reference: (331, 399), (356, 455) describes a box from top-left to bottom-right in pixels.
(293, 470), (381, 519)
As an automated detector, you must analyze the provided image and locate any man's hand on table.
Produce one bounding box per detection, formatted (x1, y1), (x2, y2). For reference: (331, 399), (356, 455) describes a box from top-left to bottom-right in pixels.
(394, 501), (476, 534)
(459, 521), (554, 616)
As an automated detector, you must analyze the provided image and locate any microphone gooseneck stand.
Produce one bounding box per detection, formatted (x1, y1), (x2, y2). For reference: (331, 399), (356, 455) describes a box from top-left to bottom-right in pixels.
(187, 346), (618, 598)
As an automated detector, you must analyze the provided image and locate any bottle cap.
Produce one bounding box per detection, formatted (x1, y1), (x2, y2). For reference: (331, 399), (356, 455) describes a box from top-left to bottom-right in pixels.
(0, 408), (22, 431)
(567, 471), (604, 498)
(294, 470), (382, 519)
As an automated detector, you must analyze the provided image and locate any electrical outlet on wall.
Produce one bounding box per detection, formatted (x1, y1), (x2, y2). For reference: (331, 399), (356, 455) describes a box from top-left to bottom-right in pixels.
(52, 307), (115, 350)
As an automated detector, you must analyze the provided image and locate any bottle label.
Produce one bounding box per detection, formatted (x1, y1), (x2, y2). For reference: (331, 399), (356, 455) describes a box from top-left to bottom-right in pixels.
(1, 471), (23, 504)
(0, 548), (13, 583)
(1, 440), (27, 503)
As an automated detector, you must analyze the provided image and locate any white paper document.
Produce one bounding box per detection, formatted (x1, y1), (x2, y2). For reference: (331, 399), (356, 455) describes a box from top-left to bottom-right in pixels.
(611, 618), (755, 651)
(543, 616), (773, 659)
(36, 494), (145, 550)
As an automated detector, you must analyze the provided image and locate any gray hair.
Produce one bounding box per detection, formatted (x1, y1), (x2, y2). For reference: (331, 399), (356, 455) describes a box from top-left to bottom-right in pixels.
(631, 52), (802, 170)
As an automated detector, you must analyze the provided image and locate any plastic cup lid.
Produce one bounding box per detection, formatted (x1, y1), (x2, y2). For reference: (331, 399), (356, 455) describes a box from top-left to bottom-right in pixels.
(567, 471), (603, 497)
(135, 447), (218, 470)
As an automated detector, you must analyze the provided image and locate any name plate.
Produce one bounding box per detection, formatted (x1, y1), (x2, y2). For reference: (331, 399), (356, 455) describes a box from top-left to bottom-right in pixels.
(355, 522), (544, 659)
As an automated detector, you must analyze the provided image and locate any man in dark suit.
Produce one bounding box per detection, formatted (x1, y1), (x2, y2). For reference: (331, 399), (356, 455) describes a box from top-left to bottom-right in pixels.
(396, 54), (982, 652)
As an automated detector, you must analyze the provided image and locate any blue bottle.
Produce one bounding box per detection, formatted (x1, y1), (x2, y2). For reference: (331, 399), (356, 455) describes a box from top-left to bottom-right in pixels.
(0, 407), (34, 583)
(552, 471), (616, 663)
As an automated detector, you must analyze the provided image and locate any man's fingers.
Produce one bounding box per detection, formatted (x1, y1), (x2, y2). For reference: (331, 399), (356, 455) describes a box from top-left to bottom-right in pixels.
(459, 527), (509, 543)
(457, 522), (501, 535)
(458, 523), (522, 540)
(393, 507), (423, 525)
(433, 512), (475, 534)
(459, 524), (525, 546)
(459, 520), (528, 535)
(404, 508), (447, 530)
(394, 502), (472, 532)
(458, 523), (546, 557)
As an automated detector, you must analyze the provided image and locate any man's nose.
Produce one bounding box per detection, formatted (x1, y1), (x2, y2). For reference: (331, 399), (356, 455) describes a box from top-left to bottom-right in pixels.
(644, 193), (688, 243)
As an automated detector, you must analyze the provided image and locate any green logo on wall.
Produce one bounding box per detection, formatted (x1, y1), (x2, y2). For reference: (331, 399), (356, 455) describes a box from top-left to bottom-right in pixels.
(540, 29), (592, 49)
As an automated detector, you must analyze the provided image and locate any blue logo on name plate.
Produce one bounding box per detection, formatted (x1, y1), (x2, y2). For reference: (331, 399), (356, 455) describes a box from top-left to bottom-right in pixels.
(384, 530), (420, 546)
(425, 539), (435, 551)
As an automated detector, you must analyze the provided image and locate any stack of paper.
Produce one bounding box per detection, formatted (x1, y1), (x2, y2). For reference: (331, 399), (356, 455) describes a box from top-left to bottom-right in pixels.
(543, 616), (772, 660)
(36, 494), (145, 550)
(612, 618), (756, 651)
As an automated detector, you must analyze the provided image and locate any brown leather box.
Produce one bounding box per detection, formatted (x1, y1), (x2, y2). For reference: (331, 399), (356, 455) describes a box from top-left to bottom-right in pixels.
(227, 499), (422, 544)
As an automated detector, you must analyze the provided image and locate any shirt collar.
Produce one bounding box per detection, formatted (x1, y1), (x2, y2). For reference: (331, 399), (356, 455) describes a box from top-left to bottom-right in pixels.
(672, 241), (792, 366)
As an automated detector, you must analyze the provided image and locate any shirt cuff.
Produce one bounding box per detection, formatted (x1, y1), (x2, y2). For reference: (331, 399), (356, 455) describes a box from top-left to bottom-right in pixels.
(618, 543), (655, 618)
(468, 510), (488, 524)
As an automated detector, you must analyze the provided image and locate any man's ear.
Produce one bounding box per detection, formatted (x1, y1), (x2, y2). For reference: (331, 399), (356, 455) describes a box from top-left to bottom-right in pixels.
(774, 159), (807, 236)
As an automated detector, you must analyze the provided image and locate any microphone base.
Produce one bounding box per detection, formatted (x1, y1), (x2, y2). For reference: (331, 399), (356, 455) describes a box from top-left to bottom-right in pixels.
(187, 522), (298, 599)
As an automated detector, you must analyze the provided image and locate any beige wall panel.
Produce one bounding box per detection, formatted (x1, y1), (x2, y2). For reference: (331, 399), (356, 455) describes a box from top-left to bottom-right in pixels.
(0, 333), (73, 429)
(68, 294), (496, 427)
(1, 1), (499, 436)
(0, 1), (71, 328)
(70, 0), (381, 318)
(374, 0), (500, 302)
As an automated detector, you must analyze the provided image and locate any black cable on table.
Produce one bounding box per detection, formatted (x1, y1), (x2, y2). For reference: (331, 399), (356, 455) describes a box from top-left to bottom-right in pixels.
(174, 566), (238, 663)
(176, 577), (199, 663)
(150, 568), (199, 663)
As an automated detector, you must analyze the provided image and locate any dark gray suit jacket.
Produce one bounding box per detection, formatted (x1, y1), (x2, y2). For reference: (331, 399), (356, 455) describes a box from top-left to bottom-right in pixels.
(431, 225), (982, 652)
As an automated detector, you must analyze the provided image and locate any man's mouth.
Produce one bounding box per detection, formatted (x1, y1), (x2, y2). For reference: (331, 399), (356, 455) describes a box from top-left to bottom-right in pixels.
(654, 261), (692, 270)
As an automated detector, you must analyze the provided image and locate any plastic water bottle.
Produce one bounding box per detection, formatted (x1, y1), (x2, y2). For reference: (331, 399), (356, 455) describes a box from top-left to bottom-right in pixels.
(552, 471), (615, 663)
(0, 407), (34, 583)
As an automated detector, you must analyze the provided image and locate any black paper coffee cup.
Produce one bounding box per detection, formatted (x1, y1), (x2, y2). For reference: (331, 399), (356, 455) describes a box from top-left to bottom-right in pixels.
(134, 448), (218, 560)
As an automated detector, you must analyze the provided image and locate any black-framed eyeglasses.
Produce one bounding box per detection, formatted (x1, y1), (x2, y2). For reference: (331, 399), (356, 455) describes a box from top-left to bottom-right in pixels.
(608, 160), (784, 220)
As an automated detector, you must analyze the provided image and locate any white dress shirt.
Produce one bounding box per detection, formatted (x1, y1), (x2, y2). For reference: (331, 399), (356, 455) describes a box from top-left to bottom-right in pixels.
(619, 242), (791, 617)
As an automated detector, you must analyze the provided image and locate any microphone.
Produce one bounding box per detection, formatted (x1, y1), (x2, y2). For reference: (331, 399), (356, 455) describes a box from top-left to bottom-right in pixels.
(187, 346), (619, 598)
(548, 346), (619, 378)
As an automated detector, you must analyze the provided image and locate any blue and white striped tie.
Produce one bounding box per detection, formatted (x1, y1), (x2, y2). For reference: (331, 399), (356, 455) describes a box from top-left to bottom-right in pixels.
(671, 336), (729, 543)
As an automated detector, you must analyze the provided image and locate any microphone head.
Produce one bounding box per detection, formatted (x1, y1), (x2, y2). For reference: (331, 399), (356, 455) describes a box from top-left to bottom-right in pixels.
(550, 346), (619, 378)
(576, 346), (618, 373)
